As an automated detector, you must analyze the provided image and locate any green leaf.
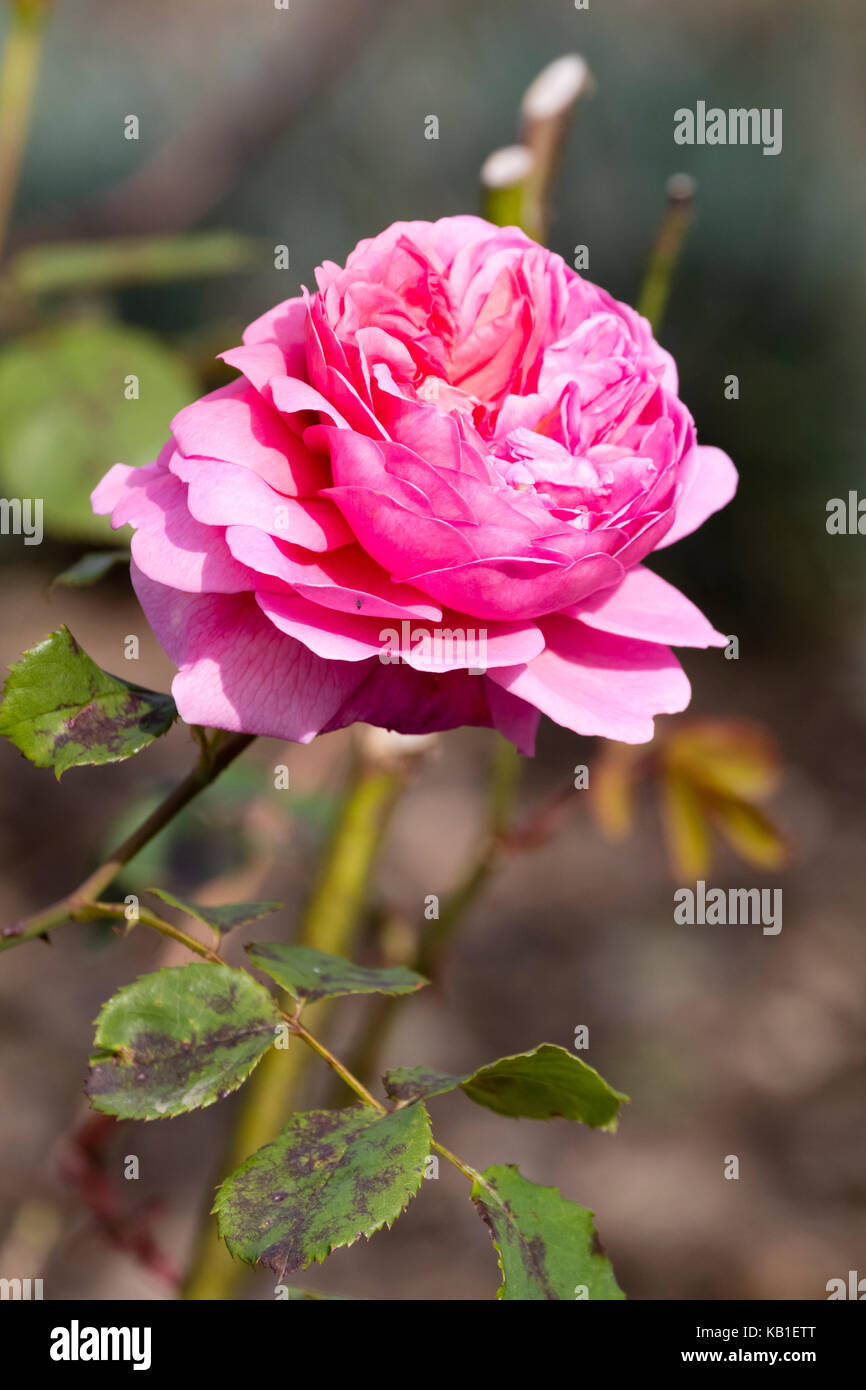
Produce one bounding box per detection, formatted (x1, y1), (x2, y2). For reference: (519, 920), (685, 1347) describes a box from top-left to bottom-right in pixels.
(214, 1104), (431, 1278)
(0, 320), (196, 541)
(148, 888), (283, 938)
(472, 1165), (625, 1301)
(383, 1065), (469, 1105)
(0, 626), (176, 777)
(86, 963), (282, 1120)
(245, 943), (427, 1006)
(49, 550), (130, 590)
(384, 1044), (626, 1129)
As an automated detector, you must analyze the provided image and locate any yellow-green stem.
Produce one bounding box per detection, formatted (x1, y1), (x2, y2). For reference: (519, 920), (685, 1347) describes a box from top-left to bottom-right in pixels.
(0, 0), (51, 261)
(181, 747), (407, 1300)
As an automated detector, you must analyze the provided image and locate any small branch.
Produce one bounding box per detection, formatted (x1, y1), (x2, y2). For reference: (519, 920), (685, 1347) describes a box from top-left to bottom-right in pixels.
(79, 902), (221, 963)
(637, 173), (697, 334)
(0, 731), (256, 953)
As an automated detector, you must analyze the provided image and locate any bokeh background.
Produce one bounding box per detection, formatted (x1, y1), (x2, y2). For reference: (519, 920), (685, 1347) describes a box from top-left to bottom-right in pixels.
(0, 0), (863, 1300)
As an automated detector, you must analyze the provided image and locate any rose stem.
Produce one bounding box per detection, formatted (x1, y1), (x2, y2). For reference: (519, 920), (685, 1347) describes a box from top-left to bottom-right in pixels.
(82, 899), (488, 1194)
(0, 0), (52, 262)
(636, 173), (697, 334)
(518, 53), (594, 244)
(181, 733), (427, 1300)
(0, 730), (256, 952)
(334, 733), (523, 1096)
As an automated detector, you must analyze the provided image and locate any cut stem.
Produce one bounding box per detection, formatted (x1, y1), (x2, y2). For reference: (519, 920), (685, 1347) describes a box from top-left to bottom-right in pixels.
(637, 173), (697, 334)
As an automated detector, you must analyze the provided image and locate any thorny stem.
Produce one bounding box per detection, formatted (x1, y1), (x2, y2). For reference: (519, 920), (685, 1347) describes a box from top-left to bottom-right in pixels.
(0, 731), (256, 952)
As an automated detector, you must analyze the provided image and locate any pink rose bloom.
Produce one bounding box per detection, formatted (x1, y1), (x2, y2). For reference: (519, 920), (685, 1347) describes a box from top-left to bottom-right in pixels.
(93, 217), (736, 754)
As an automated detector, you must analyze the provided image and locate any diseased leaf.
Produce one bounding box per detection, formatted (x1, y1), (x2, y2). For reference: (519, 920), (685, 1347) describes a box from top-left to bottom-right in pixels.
(245, 942), (427, 1006)
(472, 1164), (625, 1301)
(149, 888), (283, 938)
(0, 626), (176, 777)
(49, 550), (130, 590)
(383, 1065), (469, 1105)
(86, 963), (282, 1119)
(214, 1103), (431, 1278)
(385, 1044), (626, 1130)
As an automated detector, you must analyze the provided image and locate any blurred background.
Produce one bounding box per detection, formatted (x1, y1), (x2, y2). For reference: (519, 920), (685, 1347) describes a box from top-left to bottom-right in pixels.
(0, 0), (864, 1300)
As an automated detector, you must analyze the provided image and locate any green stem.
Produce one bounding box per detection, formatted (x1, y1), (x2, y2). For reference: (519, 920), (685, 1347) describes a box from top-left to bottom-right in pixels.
(637, 173), (697, 335)
(0, 731), (256, 952)
(181, 742), (411, 1300)
(109, 895), (489, 1195)
(340, 735), (522, 1094)
(0, 0), (51, 262)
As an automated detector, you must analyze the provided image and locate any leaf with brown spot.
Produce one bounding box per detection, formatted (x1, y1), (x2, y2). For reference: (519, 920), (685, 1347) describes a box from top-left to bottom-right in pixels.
(148, 888), (283, 938)
(86, 963), (282, 1119)
(472, 1164), (625, 1300)
(0, 626), (175, 777)
(385, 1044), (626, 1129)
(245, 942), (426, 1006)
(213, 1104), (431, 1278)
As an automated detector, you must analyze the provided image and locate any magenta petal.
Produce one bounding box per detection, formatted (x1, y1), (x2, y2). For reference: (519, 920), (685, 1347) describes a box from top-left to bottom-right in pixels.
(131, 564), (365, 741)
(484, 678), (540, 755)
(488, 615), (691, 742)
(224, 528), (442, 621)
(171, 379), (328, 497)
(571, 564), (727, 647)
(257, 589), (544, 672)
(402, 552), (624, 621)
(655, 445), (738, 549)
(320, 663), (494, 741)
(169, 455), (352, 552)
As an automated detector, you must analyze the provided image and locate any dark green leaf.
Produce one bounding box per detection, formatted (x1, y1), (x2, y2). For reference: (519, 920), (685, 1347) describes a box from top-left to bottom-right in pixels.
(245, 943), (427, 1006)
(0, 626), (176, 777)
(86, 963), (282, 1120)
(385, 1044), (626, 1129)
(472, 1164), (625, 1301)
(0, 320), (196, 541)
(383, 1064), (470, 1105)
(148, 888), (283, 938)
(50, 550), (130, 590)
(214, 1103), (431, 1278)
